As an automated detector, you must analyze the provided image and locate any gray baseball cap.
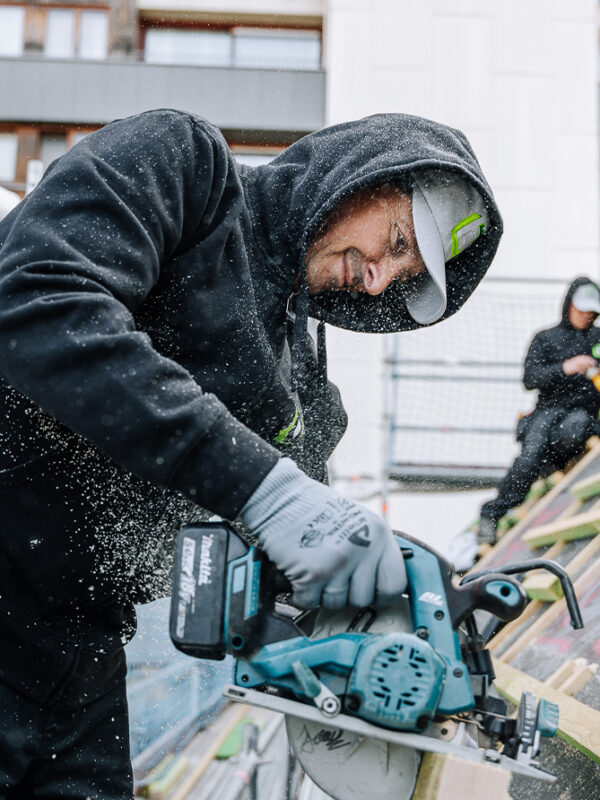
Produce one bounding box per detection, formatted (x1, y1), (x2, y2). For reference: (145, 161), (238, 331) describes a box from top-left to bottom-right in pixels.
(572, 282), (600, 314)
(407, 170), (489, 325)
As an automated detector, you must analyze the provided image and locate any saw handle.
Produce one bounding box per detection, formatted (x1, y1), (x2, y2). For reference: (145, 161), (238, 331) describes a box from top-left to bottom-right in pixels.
(451, 572), (528, 627)
(394, 532), (529, 630)
(460, 559), (583, 630)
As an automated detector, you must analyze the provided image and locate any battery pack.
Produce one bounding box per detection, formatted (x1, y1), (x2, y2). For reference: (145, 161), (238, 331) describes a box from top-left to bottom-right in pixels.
(169, 522), (246, 659)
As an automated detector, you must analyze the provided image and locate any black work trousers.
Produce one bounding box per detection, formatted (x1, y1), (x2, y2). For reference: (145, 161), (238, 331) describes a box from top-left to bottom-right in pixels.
(0, 618), (133, 800)
(481, 406), (597, 524)
(0, 450), (136, 799)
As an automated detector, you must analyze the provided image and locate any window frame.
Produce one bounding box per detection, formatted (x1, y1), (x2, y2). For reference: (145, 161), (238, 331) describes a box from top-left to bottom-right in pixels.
(39, 5), (111, 60)
(0, 5), (26, 57)
(0, 131), (19, 183)
(77, 8), (110, 60)
(140, 19), (322, 71)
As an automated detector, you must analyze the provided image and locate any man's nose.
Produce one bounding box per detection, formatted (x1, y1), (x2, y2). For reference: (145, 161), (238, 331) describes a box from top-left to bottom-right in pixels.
(363, 258), (396, 295)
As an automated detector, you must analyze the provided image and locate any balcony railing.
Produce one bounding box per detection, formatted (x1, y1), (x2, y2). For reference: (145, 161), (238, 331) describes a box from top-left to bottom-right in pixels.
(0, 54), (325, 133)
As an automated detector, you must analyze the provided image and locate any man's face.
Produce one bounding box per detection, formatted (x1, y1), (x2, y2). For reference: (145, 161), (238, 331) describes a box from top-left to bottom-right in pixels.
(568, 302), (597, 330)
(305, 185), (427, 296)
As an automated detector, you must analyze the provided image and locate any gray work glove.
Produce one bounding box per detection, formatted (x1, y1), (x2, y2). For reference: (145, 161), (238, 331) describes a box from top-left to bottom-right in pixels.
(239, 458), (407, 610)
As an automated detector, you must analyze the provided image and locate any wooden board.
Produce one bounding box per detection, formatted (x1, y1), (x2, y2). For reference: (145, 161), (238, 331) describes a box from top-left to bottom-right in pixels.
(522, 507), (600, 548)
(412, 753), (510, 800)
(476, 445), (600, 572)
(521, 529), (600, 602)
(547, 659), (598, 697)
(571, 473), (600, 501)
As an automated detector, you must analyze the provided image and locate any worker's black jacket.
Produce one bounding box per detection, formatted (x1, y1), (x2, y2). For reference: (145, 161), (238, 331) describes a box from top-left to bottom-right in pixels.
(524, 277), (600, 416)
(0, 110), (502, 637)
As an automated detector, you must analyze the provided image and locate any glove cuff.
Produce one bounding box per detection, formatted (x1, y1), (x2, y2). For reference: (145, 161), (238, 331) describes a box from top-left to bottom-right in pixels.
(239, 457), (310, 531)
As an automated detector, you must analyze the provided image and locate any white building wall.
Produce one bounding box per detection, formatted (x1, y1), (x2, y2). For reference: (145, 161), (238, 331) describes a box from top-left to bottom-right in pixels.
(323, 0), (599, 534)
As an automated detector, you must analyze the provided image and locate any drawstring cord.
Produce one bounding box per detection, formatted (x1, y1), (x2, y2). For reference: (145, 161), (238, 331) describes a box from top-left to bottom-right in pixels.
(290, 252), (328, 393)
(290, 273), (309, 392)
(316, 320), (328, 393)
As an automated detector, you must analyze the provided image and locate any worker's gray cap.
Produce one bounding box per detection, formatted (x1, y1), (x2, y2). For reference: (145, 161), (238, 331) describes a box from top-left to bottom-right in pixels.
(407, 170), (489, 325)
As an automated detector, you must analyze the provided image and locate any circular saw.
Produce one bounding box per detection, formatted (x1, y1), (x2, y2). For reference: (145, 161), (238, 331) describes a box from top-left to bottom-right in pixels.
(170, 521), (582, 799)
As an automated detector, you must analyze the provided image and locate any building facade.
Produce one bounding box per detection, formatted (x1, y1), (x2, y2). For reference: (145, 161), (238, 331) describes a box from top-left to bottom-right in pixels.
(0, 0), (598, 520)
(0, 0), (325, 191)
(322, 0), (599, 497)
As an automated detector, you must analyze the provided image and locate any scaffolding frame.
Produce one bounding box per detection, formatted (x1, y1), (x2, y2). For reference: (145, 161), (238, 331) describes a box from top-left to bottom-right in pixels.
(382, 276), (571, 498)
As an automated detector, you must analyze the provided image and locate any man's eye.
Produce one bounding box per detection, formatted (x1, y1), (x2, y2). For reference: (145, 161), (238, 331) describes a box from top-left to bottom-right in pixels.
(392, 233), (407, 255)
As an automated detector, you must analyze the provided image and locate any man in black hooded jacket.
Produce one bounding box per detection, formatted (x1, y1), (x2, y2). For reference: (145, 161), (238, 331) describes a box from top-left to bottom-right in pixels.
(478, 277), (600, 545)
(0, 110), (502, 797)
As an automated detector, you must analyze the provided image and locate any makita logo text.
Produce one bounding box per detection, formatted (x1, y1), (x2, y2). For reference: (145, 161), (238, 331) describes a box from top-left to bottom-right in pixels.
(198, 533), (215, 586)
(176, 536), (196, 638)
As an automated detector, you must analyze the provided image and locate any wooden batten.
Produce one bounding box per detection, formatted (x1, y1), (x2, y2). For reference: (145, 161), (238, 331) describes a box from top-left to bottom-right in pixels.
(412, 753), (511, 800)
(522, 508), (600, 548)
(571, 473), (600, 501)
(521, 529), (600, 600)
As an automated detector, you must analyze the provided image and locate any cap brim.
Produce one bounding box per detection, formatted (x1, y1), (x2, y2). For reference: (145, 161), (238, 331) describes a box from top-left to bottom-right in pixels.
(573, 300), (600, 314)
(570, 283), (600, 314)
(405, 182), (447, 325)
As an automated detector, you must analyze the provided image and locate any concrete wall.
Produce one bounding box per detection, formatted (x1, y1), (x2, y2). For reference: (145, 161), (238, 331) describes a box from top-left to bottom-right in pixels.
(322, 1), (599, 527)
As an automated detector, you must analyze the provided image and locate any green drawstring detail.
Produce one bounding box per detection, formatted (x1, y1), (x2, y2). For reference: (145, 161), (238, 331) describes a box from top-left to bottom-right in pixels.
(275, 405), (302, 443)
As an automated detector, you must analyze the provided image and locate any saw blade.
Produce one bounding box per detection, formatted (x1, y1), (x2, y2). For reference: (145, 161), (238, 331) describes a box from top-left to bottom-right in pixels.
(285, 714), (420, 800)
(287, 600), (419, 800)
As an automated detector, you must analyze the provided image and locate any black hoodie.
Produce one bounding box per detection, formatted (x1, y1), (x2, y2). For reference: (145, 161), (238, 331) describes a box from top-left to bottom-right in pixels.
(523, 277), (600, 414)
(0, 109), (502, 621)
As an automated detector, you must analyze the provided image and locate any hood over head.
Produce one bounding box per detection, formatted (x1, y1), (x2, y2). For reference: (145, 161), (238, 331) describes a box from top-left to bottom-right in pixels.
(246, 113), (503, 335)
(561, 276), (600, 327)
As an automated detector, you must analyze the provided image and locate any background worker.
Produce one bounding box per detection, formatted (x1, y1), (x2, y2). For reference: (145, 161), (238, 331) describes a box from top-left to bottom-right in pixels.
(0, 110), (502, 797)
(478, 277), (600, 547)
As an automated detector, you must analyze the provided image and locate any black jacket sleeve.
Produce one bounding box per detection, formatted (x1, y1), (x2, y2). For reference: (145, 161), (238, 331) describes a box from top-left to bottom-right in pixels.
(0, 110), (278, 518)
(523, 329), (590, 408)
(523, 332), (567, 391)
